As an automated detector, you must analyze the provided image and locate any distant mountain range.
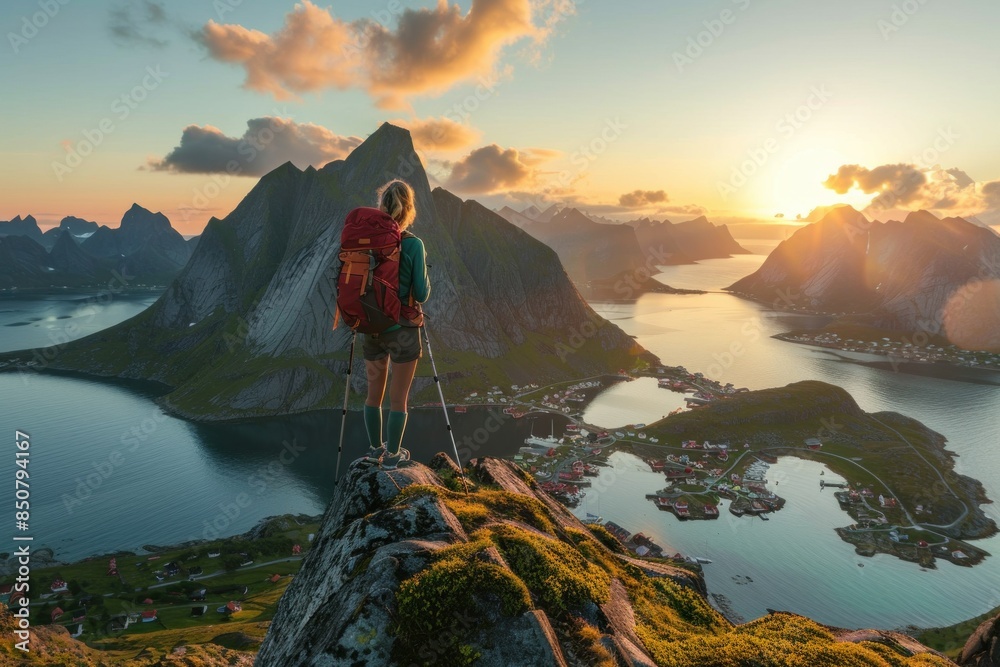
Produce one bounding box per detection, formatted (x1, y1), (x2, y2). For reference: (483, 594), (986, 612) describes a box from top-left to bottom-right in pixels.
(0, 206), (199, 288)
(12, 123), (649, 421)
(494, 204), (748, 296)
(728, 206), (1000, 351)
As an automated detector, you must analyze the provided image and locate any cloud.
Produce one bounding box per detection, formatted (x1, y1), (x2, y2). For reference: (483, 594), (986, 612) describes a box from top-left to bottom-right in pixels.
(147, 117), (362, 176)
(109, 0), (170, 48)
(946, 168), (975, 189)
(983, 181), (1000, 209)
(198, 0), (571, 108)
(444, 144), (556, 193)
(823, 163), (927, 209)
(392, 117), (480, 151)
(823, 162), (1000, 220)
(618, 189), (669, 208)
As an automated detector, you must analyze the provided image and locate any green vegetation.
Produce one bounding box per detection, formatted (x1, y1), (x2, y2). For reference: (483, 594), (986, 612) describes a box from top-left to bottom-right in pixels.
(639, 613), (951, 667)
(396, 539), (532, 665)
(916, 604), (1000, 659)
(6, 515), (318, 662)
(640, 381), (995, 548)
(387, 470), (949, 667)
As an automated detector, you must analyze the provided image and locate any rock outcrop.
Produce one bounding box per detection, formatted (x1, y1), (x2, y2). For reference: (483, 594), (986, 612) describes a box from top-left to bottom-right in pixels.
(256, 453), (956, 667)
(727, 207), (1000, 351)
(961, 614), (1000, 666)
(13, 123), (645, 421)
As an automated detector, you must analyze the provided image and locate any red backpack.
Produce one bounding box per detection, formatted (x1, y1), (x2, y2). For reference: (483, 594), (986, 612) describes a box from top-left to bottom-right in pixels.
(333, 207), (421, 333)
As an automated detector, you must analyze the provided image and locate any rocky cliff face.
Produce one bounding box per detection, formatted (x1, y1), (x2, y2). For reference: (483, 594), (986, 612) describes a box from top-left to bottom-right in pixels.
(0, 234), (51, 287)
(255, 453), (955, 667)
(961, 614), (1000, 666)
(47, 230), (108, 279)
(18, 123), (644, 421)
(727, 207), (1000, 350)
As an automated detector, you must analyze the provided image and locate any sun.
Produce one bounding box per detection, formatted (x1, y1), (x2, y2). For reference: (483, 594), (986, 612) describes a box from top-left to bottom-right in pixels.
(764, 146), (870, 219)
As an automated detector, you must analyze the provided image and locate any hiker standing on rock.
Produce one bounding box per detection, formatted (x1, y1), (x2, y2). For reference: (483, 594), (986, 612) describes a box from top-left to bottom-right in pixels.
(334, 179), (430, 470)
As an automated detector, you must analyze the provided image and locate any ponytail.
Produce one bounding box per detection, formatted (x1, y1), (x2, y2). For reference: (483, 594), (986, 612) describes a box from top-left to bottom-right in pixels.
(376, 179), (416, 229)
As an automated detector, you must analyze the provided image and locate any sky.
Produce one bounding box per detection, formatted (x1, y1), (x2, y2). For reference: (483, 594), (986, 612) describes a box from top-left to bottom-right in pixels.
(3, 0), (1000, 235)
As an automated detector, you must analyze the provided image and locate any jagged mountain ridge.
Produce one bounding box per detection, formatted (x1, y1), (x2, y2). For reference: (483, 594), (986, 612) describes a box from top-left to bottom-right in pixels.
(0, 214), (45, 246)
(629, 215), (751, 262)
(508, 206), (749, 291)
(23, 123), (645, 421)
(495, 203), (561, 229)
(254, 453), (956, 667)
(727, 207), (1000, 350)
(0, 206), (193, 287)
(82, 203), (192, 281)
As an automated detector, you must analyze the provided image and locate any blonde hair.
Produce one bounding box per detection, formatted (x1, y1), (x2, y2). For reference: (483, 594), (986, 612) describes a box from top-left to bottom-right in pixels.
(376, 179), (416, 230)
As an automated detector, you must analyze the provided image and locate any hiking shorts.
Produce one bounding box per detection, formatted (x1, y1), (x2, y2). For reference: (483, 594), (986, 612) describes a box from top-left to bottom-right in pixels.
(361, 326), (423, 364)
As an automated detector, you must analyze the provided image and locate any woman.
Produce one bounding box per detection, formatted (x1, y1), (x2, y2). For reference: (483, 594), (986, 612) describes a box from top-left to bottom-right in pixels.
(361, 179), (430, 469)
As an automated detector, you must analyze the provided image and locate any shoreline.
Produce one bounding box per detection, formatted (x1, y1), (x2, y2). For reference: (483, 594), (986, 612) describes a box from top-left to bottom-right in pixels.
(723, 288), (1000, 372)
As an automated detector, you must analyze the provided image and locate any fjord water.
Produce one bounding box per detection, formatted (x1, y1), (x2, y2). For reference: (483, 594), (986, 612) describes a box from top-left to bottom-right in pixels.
(581, 249), (1000, 629)
(2, 247), (999, 629)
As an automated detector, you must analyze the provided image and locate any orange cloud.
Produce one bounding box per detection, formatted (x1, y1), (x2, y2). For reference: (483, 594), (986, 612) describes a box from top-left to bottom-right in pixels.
(824, 162), (1000, 219)
(392, 116), (480, 151)
(619, 189), (669, 207)
(199, 0), (570, 108)
(444, 144), (557, 193)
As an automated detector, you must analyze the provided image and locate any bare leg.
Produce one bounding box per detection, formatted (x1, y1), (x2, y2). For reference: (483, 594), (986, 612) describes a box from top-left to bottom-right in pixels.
(389, 359), (418, 412)
(365, 358), (388, 407)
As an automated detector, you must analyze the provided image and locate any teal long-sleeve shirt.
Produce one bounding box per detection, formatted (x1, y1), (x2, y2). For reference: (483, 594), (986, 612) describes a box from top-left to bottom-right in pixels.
(382, 235), (429, 332)
(399, 235), (430, 305)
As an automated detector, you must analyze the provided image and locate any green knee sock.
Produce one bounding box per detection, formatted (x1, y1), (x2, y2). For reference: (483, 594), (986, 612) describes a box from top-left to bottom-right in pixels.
(387, 410), (408, 455)
(364, 405), (383, 449)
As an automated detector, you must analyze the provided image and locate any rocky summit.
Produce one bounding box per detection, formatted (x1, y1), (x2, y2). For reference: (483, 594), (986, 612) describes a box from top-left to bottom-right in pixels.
(255, 452), (955, 667)
(19, 123), (645, 421)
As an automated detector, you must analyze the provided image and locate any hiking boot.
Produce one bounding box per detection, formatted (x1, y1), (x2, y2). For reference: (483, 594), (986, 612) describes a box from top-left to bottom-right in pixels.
(381, 447), (411, 470)
(354, 443), (386, 466)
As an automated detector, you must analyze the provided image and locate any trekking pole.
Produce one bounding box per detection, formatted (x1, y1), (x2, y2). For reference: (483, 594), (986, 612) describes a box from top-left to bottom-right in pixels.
(334, 331), (357, 481)
(421, 323), (469, 494)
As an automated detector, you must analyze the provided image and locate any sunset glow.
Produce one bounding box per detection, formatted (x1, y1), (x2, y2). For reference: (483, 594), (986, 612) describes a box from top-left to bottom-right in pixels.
(4, 1), (1000, 234)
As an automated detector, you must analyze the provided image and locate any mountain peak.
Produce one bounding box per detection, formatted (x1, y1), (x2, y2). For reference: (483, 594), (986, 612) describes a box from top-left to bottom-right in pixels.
(814, 205), (868, 227)
(121, 203), (172, 232)
(337, 122), (424, 190)
(903, 210), (941, 225)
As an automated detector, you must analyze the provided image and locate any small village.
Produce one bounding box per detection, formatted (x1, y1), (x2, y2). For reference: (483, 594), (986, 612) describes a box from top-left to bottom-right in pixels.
(777, 330), (1000, 370)
(0, 517), (317, 645)
(462, 362), (992, 573)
